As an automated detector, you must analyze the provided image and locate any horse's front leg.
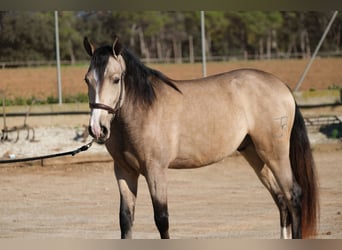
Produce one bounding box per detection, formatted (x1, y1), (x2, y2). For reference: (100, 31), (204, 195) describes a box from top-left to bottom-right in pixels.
(114, 163), (139, 239)
(145, 165), (170, 239)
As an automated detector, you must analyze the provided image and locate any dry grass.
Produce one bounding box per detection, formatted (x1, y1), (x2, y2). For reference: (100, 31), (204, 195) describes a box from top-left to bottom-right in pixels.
(0, 58), (341, 100)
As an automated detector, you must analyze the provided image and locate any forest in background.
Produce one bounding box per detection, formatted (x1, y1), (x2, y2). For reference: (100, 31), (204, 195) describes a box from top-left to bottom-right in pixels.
(0, 11), (342, 64)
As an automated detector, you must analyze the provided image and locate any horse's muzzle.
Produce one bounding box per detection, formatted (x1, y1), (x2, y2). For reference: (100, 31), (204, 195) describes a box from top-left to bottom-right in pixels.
(88, 125), (108, 144)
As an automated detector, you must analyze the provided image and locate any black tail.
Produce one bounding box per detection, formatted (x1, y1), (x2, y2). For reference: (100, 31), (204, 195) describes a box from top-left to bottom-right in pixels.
(290, 104), (319, 238)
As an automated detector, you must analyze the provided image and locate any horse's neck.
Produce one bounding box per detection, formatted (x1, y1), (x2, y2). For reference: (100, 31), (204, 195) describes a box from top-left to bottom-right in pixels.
(115, 97), (150, 133)
(117, 83), (179, 132)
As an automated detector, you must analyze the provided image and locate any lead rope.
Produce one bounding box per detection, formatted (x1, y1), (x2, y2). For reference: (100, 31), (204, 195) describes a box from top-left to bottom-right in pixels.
(0, 139), (94, 164)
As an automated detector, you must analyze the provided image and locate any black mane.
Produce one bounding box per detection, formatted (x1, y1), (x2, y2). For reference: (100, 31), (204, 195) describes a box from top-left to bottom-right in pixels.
(91, 44), (181, 107)
(121, 48), (181, 106)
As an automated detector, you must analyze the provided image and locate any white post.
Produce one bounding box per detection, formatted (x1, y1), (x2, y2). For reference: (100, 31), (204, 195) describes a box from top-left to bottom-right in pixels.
(54, 10), (62, 104)
(201, 11), (207, 77)
(294, 11), (338, 92)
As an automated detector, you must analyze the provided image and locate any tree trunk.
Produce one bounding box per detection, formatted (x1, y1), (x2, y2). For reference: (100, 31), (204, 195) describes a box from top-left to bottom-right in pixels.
(178, 41), (182, 63)
(336, 24), (341, 52)
(300, 29), (310, 58)
(68, 39), (75, 65)
(172, 37), (182, 63)
(305, 31), (311, 58)
(188, 35), (194, 63)
(206, 33), (212, 60)
(244, 50), (248, 60)
(300, 30), (305, 58)
(130, 24), (136, 48)
(137, 27), (150, 63)
(165, 46), (171, 63)
(272, 29), (279, 58)
(151, 35), (156, 59)
(156, 36), (163, 61)
(267, 30), (272, 59)
(259, 38), (264, 60)
(172, 37), (177, 63)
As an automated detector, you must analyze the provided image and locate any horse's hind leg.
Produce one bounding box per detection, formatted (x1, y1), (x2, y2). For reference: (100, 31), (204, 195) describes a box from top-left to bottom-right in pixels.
(239, 142), (292, 238)
(266, 156), (302, 239)
(249, 135), (303, 239)
(114, 163), (139, 239)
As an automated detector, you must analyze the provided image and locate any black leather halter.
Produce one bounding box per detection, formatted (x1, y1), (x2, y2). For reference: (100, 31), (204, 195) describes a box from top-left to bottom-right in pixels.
(89, 71), (125, 115)
(89, 102), (118, 114)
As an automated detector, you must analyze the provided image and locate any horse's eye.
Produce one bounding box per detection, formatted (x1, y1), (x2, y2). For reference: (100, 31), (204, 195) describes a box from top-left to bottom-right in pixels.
(84, 78), (90, 85)
(113, 77), (120, 84)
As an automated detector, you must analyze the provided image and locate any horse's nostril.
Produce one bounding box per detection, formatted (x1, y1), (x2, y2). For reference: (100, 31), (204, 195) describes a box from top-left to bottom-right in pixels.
(100, 125), (108, 137)
(88, 125), (108, 142)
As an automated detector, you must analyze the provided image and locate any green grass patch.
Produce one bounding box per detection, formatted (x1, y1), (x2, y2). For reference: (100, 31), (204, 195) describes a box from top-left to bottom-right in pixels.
(0, 93), (89, 106)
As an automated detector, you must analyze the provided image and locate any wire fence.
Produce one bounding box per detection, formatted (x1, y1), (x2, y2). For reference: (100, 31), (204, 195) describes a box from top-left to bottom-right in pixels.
(1, 51), (342, 69)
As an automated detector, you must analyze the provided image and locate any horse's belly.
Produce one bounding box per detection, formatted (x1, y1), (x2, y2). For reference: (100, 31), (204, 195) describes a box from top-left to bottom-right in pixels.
(169, 130), (245, 169)
(169, 144), (236, 169)
(169, 158), (214, 169)
(169, 156), (226, 169)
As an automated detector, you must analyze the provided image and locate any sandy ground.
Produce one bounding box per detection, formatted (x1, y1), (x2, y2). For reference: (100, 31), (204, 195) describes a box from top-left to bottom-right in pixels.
(0, 124), (341, 239)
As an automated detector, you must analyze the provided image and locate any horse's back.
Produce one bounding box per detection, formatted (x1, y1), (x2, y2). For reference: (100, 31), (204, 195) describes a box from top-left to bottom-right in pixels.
(222, 68), (293, 99)
(177, 68), (296, 132)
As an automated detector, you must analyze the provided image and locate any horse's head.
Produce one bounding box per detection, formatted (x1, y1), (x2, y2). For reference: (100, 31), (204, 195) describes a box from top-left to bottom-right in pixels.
(83, 36), (125, 143)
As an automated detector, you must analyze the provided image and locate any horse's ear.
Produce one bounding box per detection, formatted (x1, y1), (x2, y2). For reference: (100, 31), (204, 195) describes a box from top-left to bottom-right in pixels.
(83, 37), (95, 56)
(112, 36), (123, 59)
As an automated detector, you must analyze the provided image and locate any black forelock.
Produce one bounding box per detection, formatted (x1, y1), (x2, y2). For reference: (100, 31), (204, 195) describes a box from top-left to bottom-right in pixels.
(90, 45), (112, 83)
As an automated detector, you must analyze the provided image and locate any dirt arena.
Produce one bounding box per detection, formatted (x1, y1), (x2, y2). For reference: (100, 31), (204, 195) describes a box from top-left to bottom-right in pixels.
(0, 128), (341, 239)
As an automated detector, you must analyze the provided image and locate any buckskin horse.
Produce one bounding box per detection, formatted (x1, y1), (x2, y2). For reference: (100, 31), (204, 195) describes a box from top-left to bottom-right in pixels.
(83, 36), (319, 239)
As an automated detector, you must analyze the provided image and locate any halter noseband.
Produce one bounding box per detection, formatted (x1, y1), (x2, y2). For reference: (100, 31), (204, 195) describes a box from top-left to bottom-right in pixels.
(89, 102), (118, 115)
(89, 71), (125, 116)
